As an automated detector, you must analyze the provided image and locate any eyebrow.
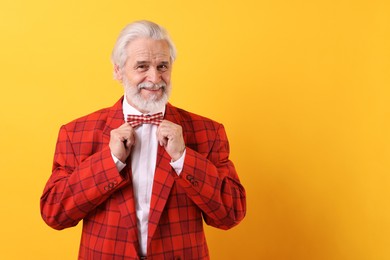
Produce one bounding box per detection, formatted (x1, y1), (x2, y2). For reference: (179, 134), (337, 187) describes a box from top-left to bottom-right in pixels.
(135, 61), (149, 66)
(134, 60), (170, 67)
(134, 60), (170, 65)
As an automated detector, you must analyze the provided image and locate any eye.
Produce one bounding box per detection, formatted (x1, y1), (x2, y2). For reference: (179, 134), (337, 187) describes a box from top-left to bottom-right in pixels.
(157, 64), (169, 72)
(135, 64), (149, 72)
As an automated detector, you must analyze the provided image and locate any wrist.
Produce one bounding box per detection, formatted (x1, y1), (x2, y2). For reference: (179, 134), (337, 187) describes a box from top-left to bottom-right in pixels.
(111, 149), (127, 164)
(171, 147), (186, 162)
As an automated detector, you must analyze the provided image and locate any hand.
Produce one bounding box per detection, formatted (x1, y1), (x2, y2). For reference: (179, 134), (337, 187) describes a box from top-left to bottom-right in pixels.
(157, 120), (185, 161)
(109, 122), (135, 163)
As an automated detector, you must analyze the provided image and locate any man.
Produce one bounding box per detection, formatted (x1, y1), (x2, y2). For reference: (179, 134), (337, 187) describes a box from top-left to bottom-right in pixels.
(41, 20), (246, 260)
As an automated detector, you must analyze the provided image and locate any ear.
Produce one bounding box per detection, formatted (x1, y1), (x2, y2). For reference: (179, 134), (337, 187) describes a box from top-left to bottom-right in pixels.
(114, 64), (123, 81)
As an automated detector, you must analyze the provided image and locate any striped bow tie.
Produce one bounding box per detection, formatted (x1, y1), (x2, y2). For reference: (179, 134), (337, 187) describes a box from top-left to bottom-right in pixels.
(126, 112), (164, 128)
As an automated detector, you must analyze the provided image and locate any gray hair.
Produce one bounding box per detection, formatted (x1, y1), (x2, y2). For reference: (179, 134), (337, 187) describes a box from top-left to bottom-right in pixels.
(111, 20), (176, 73)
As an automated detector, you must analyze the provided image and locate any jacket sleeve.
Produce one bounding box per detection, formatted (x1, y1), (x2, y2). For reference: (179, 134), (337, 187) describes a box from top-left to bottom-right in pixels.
(174, 124), (246, 230)
(40, 125), (129, 230)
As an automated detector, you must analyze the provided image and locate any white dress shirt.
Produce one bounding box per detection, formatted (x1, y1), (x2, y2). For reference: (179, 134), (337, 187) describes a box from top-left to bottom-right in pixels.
(111, 95), (185, 256)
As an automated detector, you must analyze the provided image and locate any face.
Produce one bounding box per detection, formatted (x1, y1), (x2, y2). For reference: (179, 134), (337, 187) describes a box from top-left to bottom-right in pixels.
(116, 37), (172, 113)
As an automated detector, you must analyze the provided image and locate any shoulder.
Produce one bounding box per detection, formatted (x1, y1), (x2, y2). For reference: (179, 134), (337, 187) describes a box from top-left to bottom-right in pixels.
(62, 107), (110, 131)
(62, 97), (123, 133)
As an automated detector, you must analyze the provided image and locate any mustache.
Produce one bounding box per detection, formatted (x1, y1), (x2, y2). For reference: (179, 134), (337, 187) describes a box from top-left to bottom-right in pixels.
(138, 82), (167, 90)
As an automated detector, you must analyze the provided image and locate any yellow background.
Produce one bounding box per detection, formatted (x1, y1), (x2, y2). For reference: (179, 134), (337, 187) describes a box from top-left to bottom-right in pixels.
(0, 0), (389, 259)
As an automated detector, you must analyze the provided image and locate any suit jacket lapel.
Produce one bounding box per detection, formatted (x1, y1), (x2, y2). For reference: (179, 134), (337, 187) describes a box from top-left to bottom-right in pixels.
(102, 96), (125, 143)
(147, 104), (184, 247)
(102, 96), (139, 246)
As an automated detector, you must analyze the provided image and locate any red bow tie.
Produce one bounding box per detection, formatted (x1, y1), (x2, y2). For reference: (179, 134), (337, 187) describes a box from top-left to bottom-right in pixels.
(126, 112), (164, 128)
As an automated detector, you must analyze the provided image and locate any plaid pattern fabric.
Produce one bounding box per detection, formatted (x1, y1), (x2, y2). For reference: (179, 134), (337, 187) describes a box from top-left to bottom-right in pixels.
(40, 97), (246, 260)
(127, 112), (163, 128)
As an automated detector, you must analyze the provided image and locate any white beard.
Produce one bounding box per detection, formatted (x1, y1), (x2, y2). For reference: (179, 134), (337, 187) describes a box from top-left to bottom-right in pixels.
(123, 78), (171, 113)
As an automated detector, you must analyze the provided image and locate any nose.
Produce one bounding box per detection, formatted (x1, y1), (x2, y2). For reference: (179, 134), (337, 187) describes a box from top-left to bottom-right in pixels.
(146, 67), (161, 83)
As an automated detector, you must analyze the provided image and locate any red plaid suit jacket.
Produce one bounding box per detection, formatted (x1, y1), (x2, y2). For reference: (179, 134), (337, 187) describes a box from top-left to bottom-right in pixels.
(41, 97), (246, 260)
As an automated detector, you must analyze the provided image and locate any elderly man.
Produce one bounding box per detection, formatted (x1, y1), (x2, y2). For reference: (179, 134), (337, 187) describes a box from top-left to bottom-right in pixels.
(41, 20), (246, 260)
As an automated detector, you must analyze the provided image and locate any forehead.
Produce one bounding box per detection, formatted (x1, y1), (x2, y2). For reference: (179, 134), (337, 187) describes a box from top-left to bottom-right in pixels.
(125, 37), (171, 62)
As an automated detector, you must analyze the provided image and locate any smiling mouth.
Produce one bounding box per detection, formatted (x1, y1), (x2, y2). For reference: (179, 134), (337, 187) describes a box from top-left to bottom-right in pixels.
(140, 86), (165, 92)
(138, 82), (167, 91)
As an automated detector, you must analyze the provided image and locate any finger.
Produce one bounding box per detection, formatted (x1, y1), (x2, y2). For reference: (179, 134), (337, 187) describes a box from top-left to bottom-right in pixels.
(156, 128), (167, 146)
(158, 120), (175, 130)
(124, 139), (131, 149)
(117, 122), (134, 132)
(158, 122), (181, 142)
(125, 132), (136, 146)
(157, 134), (168, 147)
